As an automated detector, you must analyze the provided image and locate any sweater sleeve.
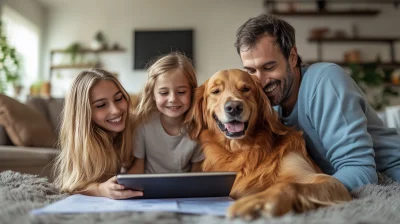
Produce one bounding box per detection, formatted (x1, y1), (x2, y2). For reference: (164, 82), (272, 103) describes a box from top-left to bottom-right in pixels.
(309, 64), (377, 190)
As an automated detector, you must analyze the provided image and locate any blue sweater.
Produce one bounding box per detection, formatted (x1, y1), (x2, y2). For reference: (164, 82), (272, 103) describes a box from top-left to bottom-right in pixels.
(274, 63), (400, 191)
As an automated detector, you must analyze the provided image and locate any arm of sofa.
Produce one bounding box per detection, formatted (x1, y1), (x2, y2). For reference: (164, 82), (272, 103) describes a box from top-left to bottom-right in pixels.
(0, 146), (59, 181)
(0, 125), (13, 146)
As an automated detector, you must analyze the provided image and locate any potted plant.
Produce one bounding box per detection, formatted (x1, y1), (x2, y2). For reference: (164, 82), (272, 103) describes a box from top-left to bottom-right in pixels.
(0, 20), (22, 94)
(349, 62), (398, 111)
(64, 42), (82, 65)
(91, 31), (107, 50)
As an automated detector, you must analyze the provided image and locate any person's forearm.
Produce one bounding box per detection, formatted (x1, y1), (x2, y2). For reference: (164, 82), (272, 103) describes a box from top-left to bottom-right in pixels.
(191, 161), (203, 172)
(75, 183), (103, 197)
(333, 165), (378, 191)
(127, 166), (143, 174)
(127, 158), (145, 174)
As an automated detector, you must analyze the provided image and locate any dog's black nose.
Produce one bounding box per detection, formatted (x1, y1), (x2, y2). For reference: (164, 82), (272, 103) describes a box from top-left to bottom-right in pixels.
(224, 101), (243, 117)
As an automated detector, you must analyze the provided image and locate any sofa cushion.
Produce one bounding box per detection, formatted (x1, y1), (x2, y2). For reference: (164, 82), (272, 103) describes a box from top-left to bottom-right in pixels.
(0, 145), (59, 180)
(47, 98), (64, 138)
(0, 146), (59, 166)
(26, 97), (64, 139)
(0, 94), (57, 147)
(25, 96), (49, 120)
(0, 126), (12, 145)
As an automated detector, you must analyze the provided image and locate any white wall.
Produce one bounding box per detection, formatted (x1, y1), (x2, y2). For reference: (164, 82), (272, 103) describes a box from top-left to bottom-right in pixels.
(4, 0), (45, 27)
(3, 0), (47, 80)
(43, 0), (400, 100)
(44, 0), (261, 96)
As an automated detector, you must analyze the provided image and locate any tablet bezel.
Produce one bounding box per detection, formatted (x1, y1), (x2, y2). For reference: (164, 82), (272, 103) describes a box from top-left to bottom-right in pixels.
(116, 172), (237, 199)
(117, 171), (237, 179)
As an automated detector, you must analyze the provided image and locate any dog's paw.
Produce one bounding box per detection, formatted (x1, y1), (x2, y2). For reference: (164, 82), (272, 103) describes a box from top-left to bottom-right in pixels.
(227, 189), (293, 220)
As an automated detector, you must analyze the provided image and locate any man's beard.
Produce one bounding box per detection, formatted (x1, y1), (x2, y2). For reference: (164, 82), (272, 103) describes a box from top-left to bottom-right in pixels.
(264, 64), (294, 106)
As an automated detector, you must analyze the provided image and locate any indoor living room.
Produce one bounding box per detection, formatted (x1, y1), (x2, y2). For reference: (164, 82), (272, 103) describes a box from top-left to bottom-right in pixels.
(1, 0), (400, 223)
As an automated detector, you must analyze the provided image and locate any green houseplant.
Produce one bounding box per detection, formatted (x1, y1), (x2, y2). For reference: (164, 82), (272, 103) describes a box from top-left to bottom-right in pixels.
(349, 62), (398, 111)
(64, 42), (82, 65)
(0, 20), (22, 93)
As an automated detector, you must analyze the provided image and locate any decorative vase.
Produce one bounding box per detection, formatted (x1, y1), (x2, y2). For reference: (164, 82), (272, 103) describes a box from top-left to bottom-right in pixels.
(288, 2), (296, 13)
(264, 0), (276, 12)
(391, 69), (400, 85)
(41, 82), (51, 97)
(13, 84), (22, 97)
(90, 40), (102, 51)
(316, 0), (326, 11)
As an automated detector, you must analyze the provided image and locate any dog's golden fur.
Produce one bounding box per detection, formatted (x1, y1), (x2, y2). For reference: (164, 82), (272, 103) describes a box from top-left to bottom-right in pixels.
(186, 69), (351, 218)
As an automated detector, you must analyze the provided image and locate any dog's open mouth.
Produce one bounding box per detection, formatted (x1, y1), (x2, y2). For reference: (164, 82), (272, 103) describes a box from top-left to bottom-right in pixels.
(213, 114), (249, 138)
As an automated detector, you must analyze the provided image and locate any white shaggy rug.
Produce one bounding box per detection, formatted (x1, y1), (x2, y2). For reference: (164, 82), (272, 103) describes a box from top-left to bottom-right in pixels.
(1, 170), (400, 224)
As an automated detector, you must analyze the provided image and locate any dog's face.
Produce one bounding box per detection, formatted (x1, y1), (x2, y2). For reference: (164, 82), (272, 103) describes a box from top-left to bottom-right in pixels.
(205, 70), (258, 139)
(187, 69), (278, 140)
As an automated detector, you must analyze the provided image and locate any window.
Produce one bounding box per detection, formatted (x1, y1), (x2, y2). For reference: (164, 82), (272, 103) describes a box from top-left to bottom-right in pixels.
(1, 5), (40, 97)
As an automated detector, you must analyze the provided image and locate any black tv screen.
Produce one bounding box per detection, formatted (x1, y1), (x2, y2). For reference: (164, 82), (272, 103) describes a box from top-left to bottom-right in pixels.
(134, 30), (194, 70)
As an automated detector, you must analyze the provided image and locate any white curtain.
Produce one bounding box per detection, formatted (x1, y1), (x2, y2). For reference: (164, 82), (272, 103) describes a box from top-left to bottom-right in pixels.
(2, 5), (39, 99)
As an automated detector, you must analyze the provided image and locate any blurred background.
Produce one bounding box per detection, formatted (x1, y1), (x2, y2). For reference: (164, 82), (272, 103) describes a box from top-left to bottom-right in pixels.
(0, 0), (399, 113)
(1, 0), (399, 181)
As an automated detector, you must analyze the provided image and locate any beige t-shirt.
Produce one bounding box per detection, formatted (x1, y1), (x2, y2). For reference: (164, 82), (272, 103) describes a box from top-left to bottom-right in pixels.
(133, 113), (204, 173)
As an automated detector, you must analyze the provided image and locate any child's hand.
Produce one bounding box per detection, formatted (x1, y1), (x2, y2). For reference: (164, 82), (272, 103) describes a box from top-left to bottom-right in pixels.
(98, 176), (143, 199)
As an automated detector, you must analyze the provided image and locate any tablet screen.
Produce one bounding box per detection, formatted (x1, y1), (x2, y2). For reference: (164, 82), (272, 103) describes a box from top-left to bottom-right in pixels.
(117, 172), (237, 199)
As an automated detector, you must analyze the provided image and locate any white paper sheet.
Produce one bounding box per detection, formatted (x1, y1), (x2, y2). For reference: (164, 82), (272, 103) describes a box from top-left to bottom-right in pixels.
(31, 194), (234, 216)
(176, 197), (235, 216)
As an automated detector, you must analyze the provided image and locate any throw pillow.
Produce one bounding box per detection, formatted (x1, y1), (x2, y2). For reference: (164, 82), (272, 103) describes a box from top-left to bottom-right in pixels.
(0, 126), (12, 145)
(0, 94), (57, 147)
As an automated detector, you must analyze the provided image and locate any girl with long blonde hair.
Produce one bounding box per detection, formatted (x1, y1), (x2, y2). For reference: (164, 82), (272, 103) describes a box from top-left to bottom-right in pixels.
(54, 68), (142, 199)
(128, 52), (204, 174)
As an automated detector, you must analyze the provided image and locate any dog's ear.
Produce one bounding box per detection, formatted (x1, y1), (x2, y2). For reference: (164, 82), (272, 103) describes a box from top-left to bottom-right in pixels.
(251, 76), (282, 133)
(185, 81), (207, 139)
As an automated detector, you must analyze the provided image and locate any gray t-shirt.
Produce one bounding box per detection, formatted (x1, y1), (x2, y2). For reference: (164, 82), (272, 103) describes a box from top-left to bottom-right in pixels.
(133, 113), (204, 174)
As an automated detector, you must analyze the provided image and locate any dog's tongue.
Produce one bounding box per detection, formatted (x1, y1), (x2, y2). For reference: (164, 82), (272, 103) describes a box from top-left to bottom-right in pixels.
(224, 122), (244, 133)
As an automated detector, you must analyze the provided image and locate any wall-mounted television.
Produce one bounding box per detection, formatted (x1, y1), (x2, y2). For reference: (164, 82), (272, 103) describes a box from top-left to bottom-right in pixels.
(133, 29), (194, 70)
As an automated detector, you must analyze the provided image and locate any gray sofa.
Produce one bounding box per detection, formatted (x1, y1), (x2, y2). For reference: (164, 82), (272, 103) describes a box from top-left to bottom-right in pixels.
(0, 97), (64, 181)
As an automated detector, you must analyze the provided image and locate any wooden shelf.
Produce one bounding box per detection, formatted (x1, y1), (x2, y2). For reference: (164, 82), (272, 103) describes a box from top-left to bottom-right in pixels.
(385, 83), (400, 87)
(308, 37), (400, 63)
(50, 63), (100, 70)
(308, 37), (400, 43)
(50, 48), (126, 54)
(265, 0), (396, 3)
(49, 48), (124, 71)
(272, 9), (380, 16)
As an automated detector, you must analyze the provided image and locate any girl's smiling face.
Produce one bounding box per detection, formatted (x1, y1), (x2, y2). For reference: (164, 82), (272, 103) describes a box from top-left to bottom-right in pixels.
(153, 69), (192, 120)
(90, 80), (128, 136)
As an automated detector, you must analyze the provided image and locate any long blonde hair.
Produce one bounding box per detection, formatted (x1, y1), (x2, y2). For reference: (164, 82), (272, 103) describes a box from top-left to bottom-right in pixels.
(54, 68), (133, 193)
(135, 52), (198, 123)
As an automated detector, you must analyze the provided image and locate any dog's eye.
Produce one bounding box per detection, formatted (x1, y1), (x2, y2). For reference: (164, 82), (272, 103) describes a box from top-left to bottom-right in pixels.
(211, 89), (220, 95)
(242, 87), (250, 92)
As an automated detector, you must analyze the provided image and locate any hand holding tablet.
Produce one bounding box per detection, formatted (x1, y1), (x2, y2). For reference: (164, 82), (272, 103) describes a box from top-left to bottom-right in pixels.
(117, 172), (237, 199)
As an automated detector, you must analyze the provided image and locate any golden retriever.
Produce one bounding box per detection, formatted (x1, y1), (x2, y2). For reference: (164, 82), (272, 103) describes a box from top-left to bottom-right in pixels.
(186, 69), (351, 219)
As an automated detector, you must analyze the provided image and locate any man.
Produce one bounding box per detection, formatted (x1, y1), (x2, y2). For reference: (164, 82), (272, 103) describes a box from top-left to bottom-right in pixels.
(235, 13), (400, 191)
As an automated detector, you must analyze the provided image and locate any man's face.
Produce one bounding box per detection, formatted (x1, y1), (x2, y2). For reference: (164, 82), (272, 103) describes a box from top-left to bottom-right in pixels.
(240, 35), (296, 106)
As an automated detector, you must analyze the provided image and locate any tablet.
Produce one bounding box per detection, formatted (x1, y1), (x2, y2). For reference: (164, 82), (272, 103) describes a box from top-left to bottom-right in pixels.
(117, 172), (237, 199)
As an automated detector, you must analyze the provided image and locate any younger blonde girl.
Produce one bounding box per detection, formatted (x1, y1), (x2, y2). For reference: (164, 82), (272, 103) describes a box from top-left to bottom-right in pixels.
(128, 52), (204, 174)
(54, 68), (142, 199)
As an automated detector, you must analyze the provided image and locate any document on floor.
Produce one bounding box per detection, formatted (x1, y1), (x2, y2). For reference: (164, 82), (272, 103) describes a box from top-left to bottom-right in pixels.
(31, 194), (234, 216)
